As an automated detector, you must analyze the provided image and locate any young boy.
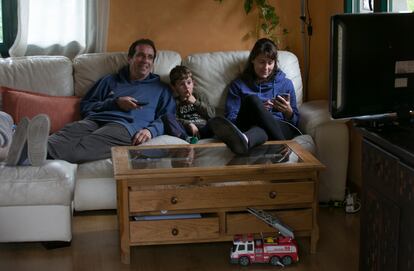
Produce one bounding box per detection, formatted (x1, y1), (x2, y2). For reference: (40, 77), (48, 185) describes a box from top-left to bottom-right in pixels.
(163, 65), (215, 142)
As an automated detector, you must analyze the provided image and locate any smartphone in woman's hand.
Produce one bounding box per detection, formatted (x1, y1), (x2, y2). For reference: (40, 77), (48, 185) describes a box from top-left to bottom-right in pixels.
(280, 93), (290, 102)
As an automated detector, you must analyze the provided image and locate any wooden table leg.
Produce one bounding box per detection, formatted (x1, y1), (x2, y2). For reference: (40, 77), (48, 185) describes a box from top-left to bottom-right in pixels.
(117, 180), (131, 264)
(310, 174), (320, 254)
(310, 225), (319, 254)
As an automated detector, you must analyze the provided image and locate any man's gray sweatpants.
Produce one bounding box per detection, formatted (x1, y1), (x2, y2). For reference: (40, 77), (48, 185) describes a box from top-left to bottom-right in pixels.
(48, 119), (132, 163)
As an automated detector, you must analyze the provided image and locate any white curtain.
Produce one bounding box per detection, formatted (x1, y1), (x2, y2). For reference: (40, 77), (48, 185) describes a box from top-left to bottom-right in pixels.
(9, 0), (109, 59)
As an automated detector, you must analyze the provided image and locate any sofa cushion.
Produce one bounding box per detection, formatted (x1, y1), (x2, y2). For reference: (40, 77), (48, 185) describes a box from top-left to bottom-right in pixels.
(182, 50), (303, 116)
(292, 134), (316, 154)
(141, 134), (188, 145)
(182, 51), (249, 116)
(0, 160), (77, 206)
(1, 87), (81, 133)
(73, 50), (182, 97)
(76, 136), (186, 180)
(0, 56), (74, 110)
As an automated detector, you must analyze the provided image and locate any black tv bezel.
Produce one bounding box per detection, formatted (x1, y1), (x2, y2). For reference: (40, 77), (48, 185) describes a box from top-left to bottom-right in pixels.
(329, 12), (414, 120)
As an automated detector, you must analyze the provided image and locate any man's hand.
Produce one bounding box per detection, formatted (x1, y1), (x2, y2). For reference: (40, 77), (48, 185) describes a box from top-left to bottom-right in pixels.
(116, 96), (141, 111)
(132, 129), (152, 145)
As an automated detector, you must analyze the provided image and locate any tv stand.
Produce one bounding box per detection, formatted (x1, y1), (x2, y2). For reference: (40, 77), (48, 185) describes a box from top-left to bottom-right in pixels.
(353, 114), (399, 130)
(353, 114), (414, 156)
(352, 108), (414, 130)
(357, 127), (414, 271)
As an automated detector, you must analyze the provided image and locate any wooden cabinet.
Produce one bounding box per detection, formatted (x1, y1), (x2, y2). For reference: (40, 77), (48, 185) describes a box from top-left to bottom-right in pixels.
(359, 129), (414, 271)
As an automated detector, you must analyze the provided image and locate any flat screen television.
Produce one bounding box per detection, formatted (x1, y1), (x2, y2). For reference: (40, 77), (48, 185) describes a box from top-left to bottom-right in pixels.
(329, 12), (414, 121)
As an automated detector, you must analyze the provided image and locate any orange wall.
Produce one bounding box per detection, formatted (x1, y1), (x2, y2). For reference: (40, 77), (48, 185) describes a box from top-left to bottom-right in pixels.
(307, 1), (343, 100)
(107, 0), (343, 100)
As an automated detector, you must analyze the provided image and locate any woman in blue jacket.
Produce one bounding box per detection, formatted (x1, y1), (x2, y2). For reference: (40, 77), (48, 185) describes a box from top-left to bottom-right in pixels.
(210, 38), (301, 155)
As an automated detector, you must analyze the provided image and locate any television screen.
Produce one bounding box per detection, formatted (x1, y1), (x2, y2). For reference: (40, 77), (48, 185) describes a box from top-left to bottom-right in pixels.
(329, 13), (414, 119)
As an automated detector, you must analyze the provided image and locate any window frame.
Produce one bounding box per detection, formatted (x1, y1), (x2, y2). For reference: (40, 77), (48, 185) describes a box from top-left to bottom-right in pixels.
(0, 0), (17, 57)
(344, 0), (389, 12)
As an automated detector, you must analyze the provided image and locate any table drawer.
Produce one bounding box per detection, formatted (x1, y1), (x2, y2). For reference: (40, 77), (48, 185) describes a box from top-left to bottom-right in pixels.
(130, 216), (219, 243)
(129, 181), (314, 212)
(226, 209), (313, 235)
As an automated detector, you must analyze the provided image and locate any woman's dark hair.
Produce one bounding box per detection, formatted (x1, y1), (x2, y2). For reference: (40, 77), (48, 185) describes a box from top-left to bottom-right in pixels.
(241, 38), (278, 83)
(127, 38), (157, 59)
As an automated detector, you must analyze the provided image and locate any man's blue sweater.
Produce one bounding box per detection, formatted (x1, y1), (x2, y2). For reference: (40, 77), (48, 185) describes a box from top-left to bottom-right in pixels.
(225, 70), (300, 127)
(80, 66), (175, 138)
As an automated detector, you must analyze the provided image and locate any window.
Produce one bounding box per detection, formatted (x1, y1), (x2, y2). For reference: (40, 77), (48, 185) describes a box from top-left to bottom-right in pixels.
(0, 0), (17, 57)
(389, 0), (414, 11)
(345, 0), (414, 13)
(9, 0), (109, 58)
(0, 3), (3, 43)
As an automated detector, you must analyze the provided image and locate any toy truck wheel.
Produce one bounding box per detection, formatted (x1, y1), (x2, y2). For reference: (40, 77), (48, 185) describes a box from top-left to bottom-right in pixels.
(270, 256), (281, 266)
(282, 255), (293, 266)
(239, 256), (250, 266)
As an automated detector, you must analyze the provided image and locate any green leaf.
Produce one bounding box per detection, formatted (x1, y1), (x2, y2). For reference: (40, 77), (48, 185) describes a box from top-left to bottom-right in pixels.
(255, 0), (266, 6)
(261, 23), (269, 34)
(214, 0), (287, 48)
(244, 0), (253, 14)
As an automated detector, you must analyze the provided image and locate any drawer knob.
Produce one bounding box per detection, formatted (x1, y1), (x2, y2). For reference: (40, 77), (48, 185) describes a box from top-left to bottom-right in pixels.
(170, 196), (178, 204)
(269, 191), (277, 199)
(171, 228), (179, 236)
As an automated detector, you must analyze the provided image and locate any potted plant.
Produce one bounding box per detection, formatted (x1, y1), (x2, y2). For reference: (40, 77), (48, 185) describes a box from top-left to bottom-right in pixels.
(215, 0), (288, 45)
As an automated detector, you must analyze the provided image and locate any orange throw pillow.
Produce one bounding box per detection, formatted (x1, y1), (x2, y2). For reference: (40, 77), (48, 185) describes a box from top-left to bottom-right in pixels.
(1, 87), (81, 134)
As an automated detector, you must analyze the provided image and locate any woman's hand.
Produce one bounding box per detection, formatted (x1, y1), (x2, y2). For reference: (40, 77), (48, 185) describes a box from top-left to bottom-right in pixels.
(273, 96), (293, 120)
(263, 99), (274, 111)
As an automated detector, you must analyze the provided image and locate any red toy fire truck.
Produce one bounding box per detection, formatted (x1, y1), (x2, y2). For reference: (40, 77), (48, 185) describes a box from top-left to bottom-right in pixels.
(230, 208), (299, 267)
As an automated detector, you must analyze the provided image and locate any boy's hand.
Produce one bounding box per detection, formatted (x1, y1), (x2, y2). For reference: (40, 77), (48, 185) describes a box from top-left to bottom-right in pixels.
(184, 95), (196, 104)
(187, 123), (199, 136)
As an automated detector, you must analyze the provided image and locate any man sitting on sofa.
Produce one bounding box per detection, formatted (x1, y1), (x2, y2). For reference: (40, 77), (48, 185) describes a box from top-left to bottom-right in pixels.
(5, 38), (176, 166)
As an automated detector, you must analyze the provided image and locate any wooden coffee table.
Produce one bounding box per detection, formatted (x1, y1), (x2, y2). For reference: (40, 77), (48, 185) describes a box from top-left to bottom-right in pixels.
(112, 141), (324, 264)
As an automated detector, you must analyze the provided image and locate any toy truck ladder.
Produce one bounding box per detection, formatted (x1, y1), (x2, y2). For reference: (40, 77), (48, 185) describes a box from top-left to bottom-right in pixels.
(247, 207), (295, 239)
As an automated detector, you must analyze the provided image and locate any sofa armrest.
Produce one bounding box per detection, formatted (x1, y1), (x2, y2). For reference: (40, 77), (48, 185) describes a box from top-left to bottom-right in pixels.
(299, 99), (350, 202)
(299, 100), (347, 137)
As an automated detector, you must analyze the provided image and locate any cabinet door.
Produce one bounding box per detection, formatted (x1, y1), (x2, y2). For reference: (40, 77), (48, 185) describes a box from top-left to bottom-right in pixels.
(362, 139), (399, 202)
(398, 162), (414, 271)
(360, 188), (400, 271)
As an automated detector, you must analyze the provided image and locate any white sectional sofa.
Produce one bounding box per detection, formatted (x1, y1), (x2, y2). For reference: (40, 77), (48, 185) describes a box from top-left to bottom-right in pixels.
(0, 50), (349, 242)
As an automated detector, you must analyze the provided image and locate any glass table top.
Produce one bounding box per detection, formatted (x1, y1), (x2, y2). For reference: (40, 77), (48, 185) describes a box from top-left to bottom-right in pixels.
(128, 143), (301, 170)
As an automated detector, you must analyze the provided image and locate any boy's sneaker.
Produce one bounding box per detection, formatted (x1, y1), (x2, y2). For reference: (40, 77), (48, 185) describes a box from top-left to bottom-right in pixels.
(209, 116), (248, 155)
(27, 114), (50, 166)
(189, 136), (199, 144)
(6, 117), (30, 166)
